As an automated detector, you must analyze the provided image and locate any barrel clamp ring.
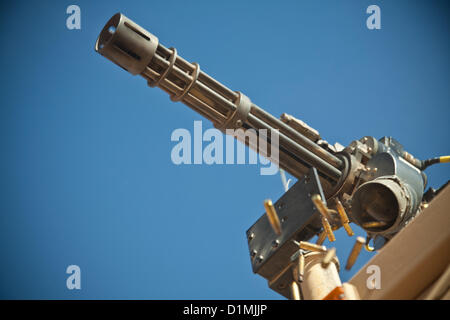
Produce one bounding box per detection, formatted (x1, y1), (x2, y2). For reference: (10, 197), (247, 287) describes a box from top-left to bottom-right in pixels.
(171, 62), (200, 102)
(149, 47), (178, 88)
(215, 92), (252, 131)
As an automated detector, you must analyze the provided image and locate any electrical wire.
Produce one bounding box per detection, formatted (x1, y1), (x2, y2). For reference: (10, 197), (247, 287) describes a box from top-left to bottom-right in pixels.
(421, 155), (450, 170)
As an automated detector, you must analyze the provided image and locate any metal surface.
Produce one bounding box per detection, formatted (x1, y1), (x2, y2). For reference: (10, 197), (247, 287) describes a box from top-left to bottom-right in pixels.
(289, 281), (301, 300)
(349, 184), (450, 299)
(246, 168), (325, 280)
(345, 237), (365, 270)
(263, 199), (282, 236)
(321, 216), (336, 242)
(298, 241), (326, 253)
(350, 144), (425, 239)
(269, 251), (341, 299)
(94, 14), (445, 299)
(322, 247), (337, 268)
(280, 113), (321, 142)
(96, 14), (158, 75)
(335, 198), (354, 236)
(299, 251), (342, 300)
(95, 13), (345, 186)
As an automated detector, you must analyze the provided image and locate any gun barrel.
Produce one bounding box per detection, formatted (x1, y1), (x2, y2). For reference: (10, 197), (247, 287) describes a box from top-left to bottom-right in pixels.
(95, 13), (344, 183)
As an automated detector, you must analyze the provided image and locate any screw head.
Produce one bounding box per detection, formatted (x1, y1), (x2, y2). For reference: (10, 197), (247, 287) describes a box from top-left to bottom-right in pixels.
(278, 283), (286, 289)
(272, 240), (280, 248)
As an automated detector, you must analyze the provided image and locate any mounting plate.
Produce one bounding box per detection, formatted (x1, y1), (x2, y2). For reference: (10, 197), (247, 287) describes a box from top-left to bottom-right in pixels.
(246, 167), (325, 282)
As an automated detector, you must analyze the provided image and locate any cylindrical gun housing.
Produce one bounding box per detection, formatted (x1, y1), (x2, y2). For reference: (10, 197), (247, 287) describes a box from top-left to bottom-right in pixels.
(350, 151), (424, 238)
(95, 13), (345, 188)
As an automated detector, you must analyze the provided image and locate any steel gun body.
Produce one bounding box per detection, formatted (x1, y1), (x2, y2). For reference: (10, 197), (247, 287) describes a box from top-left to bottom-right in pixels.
(95, 13), (448, 298)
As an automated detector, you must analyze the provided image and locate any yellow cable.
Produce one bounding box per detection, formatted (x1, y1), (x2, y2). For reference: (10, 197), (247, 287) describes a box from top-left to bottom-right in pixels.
(439, 155), (450, 163)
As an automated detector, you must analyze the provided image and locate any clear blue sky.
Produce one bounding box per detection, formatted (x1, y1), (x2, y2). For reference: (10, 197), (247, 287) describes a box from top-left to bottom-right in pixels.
(0, 0), (448, 299)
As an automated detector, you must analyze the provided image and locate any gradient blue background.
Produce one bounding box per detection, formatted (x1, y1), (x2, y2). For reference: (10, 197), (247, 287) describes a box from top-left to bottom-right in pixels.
(0, 0), (448, 299)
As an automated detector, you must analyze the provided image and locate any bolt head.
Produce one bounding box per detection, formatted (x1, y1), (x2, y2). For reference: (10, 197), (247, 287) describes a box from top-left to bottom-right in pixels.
(278, 283), (286, 289)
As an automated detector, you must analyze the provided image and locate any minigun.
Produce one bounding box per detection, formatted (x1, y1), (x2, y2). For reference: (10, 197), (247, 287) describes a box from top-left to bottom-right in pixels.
(95, 13), (449, 299)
